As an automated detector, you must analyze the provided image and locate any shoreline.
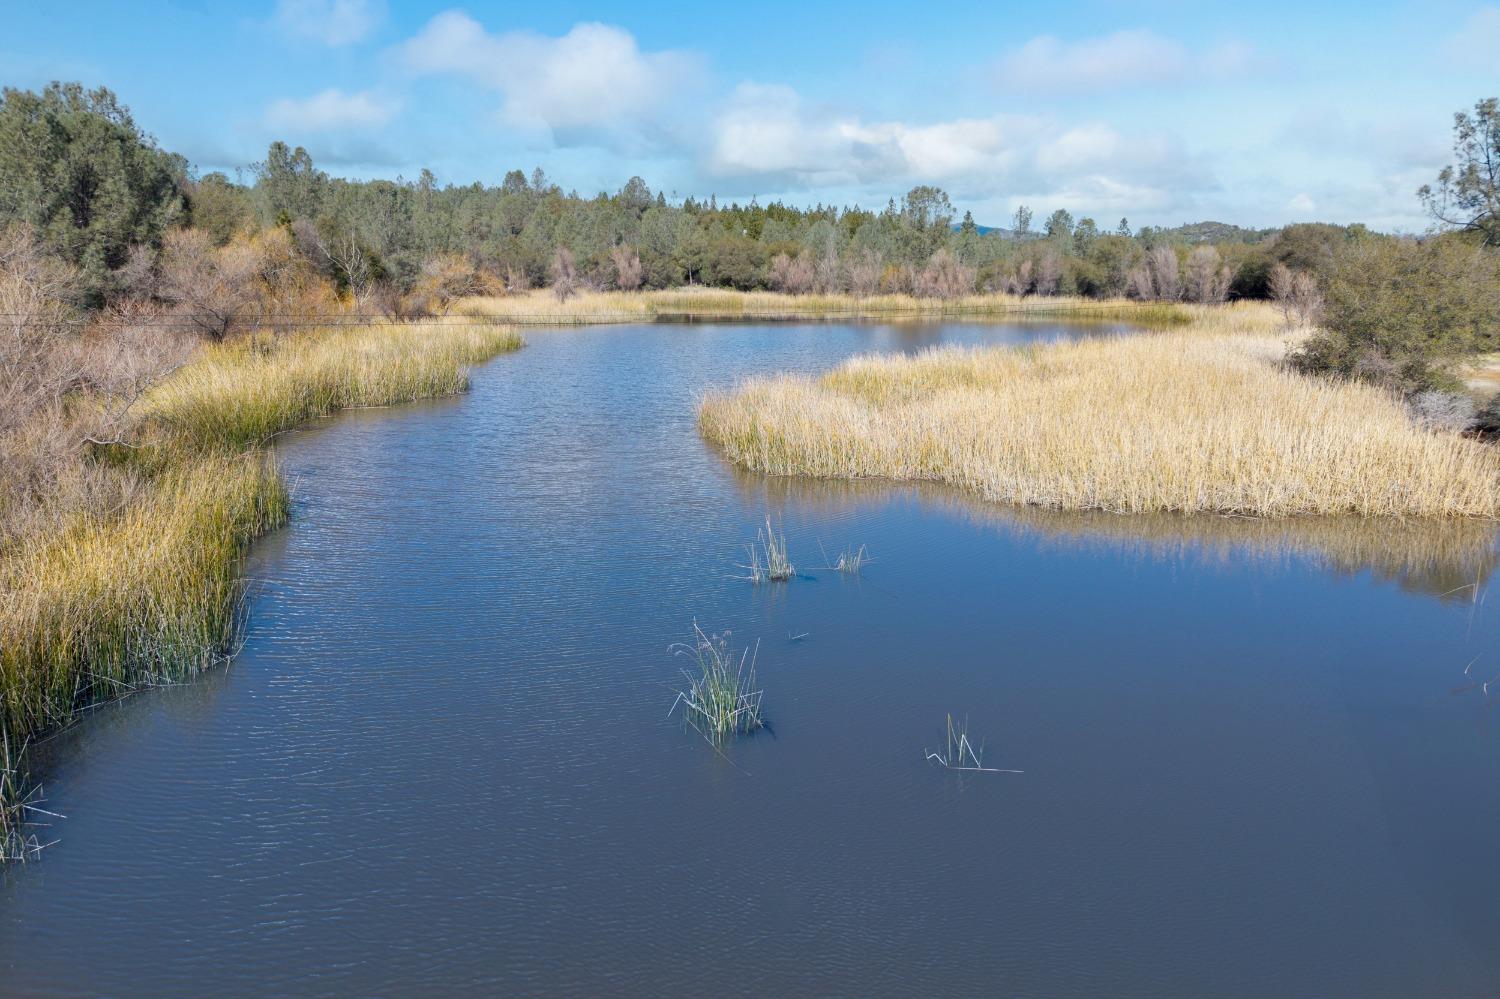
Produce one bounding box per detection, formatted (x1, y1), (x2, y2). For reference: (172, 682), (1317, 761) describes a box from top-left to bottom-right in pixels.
(0, 321), (523, 854)
(698, 302), (1500, 520)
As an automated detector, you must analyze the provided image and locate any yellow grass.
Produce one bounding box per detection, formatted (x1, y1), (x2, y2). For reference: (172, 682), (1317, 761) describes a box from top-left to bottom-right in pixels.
(699, 303), (1500, 518)
(145, 321), (523, 452)
(452, 288), (1190, 326)
(0, 321), (522, 748)
(0, 455), (286, 736)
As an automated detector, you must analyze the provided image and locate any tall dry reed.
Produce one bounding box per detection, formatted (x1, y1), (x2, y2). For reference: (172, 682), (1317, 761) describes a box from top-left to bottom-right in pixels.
(452, 288), (1190, 327)
(144, 322), (523, 452)
(698, 305), (1500, 518)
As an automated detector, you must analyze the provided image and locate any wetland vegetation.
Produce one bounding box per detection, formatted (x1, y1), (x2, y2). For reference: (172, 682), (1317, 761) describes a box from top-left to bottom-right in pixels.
(2, 70), (1500, 999)
(3, 80), (1500, 836)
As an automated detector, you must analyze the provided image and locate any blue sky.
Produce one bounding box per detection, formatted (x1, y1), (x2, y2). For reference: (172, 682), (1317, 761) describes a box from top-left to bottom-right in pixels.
(4, 0), (1496, 229)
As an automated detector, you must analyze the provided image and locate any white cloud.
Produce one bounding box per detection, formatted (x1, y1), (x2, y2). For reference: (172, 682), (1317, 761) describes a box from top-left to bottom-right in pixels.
(994, 30), (1257, 94)
(275, 0), (385, 46)
(1446, 6), (1500, 63)
(399, 12), (700, 137)
(265, 89), (397, 131)
(704, 83), (1212, 217)
(1288, 193), (1316, 214)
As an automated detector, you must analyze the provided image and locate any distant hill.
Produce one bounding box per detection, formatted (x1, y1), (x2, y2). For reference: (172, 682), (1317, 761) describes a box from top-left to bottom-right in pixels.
(951, 222), (1005, 235)
(951, 219), (1277, 243)
(1157, 221), (1275, 244)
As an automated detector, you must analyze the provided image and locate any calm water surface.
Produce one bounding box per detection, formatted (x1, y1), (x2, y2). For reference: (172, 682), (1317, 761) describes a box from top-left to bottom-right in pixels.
(3, 322), (1500, 997)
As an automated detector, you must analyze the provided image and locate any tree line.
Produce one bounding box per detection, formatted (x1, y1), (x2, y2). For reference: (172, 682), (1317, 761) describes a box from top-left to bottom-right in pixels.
(2, 82), (1498, 410)
(0, 81), (1390, 315)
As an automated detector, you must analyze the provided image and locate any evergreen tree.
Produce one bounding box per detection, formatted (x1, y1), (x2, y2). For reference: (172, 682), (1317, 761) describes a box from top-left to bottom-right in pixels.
(0, 82), (186, 301)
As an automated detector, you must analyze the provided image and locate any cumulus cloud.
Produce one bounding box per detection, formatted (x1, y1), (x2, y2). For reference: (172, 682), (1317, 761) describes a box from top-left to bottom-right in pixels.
(706, 83), (1207, 214)
(275, 0), (384, 46)
(264, 89), (397, 131)
(994, 29), (1256, 93)
(399, 12), (701, 140)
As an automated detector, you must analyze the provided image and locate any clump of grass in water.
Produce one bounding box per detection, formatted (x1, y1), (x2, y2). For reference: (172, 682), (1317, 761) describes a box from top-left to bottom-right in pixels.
(925, 714), (1023, 774)
(669, 623), (765, 748)
(1, 730), (57, 863)
(820, 541), (870, 575)
(742, 516), (794, 583)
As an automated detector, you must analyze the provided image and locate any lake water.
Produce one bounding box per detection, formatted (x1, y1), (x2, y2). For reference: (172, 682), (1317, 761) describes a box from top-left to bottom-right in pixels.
(3, 321), (1500, 997)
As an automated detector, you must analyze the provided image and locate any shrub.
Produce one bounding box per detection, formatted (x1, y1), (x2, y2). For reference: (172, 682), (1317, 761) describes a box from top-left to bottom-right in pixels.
(1409, 390), (1478, 432)
(1291, 236), (1500, 393)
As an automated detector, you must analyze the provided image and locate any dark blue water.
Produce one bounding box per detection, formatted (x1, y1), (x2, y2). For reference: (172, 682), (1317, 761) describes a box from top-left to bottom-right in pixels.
(3, 322), (1499, 997)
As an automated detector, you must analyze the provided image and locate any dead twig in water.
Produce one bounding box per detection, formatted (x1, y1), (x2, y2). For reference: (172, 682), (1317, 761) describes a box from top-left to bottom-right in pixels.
(924, 713), (1023, 774)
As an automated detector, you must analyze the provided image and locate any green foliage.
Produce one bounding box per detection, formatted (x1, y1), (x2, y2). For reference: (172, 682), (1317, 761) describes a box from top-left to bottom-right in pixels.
(254, 141), (325, 225)
(0, 82), (186, 302)
(1292, 235), (1500, 393)
(1044, 209), (1075, 239)
(188, 172), (254, 246)
(9, 79), (1459, 310)
(1420, 97), (1500, 246)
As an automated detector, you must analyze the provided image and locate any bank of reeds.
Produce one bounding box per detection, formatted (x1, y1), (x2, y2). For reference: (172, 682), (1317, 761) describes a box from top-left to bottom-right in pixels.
(452, 288), (1190, 327)
(144, 322), (523, 452)
(0, 322), (523, 845)
(698, 304), (1500, 518)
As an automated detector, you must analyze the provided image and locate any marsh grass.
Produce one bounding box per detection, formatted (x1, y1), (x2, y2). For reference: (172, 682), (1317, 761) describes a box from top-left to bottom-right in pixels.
(741, 516), (794, 583)
(925, 714), (1022, 774)
(453, 288), (1191, 327)
(0, 455), (288, 738)
(669, 623), (764, 747)
(699, 304), (1500, 518)
(1, 321), (522, 855)
(0, 730), (51, 862)
(143, 322), (523, 452)
(820, 542), (870, 574)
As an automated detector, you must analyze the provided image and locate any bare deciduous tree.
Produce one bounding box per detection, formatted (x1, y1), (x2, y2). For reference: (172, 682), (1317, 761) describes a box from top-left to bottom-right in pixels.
(551, 247), (578, 301)
(1268, 263), (1322, 327)
(846, 249), (882, 297)
(1183, 246), (1231, 303)
(610, 244), (644, 291)
(1034, 252), (1062, 296)
(915, 248), (976, 299)
(814, 242), (842, 294)
(156, 228), (261, 340)
(769, 252), (815, 294)
(1002, 258), (1035, 296)
(1139, 246), (1181, 301)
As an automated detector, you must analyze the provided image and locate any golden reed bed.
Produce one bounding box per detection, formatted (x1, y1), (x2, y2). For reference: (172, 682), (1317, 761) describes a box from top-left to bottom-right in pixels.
(453, 287), (1190, 326)
(0, 322), (522, 744)
(698, 303), (1500, 518)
